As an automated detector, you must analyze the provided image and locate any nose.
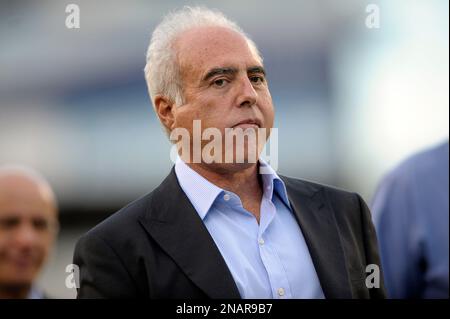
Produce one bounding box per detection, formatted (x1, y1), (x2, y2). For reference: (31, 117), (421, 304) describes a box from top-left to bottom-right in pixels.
(14, 223), (39, 250)
(236, 76), (257, 108)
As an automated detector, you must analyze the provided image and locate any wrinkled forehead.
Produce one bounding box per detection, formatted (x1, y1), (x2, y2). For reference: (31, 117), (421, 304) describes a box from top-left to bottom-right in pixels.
(175, 26), (262, 80)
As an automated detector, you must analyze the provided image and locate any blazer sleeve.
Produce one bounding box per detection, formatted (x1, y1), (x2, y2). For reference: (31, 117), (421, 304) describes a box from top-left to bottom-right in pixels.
(356, 193), (387, 299)
(73, 232), (138, 298)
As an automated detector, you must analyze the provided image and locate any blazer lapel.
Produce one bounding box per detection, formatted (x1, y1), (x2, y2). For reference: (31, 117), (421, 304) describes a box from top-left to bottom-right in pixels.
(138, 168), (241, 299)
(281, 176), (352, 298)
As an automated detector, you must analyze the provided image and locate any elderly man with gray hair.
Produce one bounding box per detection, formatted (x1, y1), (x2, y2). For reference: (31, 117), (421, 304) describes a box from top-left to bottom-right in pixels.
(74, 6), (386, 299)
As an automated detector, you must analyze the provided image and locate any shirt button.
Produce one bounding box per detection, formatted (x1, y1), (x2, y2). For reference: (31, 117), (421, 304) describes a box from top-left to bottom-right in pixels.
(258, 238), (265, 245)
(277, 288), (285, 297)
(223, 193), (230, 201)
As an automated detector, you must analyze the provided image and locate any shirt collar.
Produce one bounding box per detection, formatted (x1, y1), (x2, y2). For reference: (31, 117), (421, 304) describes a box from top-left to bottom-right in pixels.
(175, 157), (223, 220)
(174, 157), (291, 220)
(259, 158), (291, 209)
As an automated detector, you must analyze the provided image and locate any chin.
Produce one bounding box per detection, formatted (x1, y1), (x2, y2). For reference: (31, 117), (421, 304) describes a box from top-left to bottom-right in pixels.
(1, 276), (34, 288)
(207, 161), (257, 174)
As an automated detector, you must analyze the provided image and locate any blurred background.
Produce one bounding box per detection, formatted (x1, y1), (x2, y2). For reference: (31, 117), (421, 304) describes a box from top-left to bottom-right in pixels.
(0, 0), (448, 298)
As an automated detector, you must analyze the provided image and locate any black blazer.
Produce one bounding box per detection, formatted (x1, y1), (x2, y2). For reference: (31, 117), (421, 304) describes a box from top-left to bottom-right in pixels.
(73, 168), (386, 299)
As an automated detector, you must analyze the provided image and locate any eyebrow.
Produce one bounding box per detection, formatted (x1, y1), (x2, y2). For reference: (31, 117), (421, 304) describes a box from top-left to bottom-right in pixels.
(202, 67), (237, 81)
(202, 65), (266, 82)
(247, 66), (266, 76)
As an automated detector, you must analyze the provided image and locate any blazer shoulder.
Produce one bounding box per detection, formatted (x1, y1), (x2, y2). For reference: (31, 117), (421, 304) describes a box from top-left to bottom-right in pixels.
(280, 174), (359, 199)
(279, 174), (365, 217)
(77, 168), (178, 245)
(78, 190), (154, 245)
(73, 193), (154, 298)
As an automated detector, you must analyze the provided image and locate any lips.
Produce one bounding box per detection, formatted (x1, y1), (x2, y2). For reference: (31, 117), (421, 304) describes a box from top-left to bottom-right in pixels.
(11, 256), (37, 271)
(232, 118), (262, 129)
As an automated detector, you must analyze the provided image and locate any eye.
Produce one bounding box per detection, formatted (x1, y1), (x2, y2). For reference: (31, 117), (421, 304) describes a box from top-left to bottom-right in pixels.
(212, 78), (228, 88)
(0, 216), (20, 230)
(32, 218), (49, 231)
(250, 76), (265, 85)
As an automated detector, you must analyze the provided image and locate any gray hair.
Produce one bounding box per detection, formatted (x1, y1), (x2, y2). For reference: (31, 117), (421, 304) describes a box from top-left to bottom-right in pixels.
(144, 6), (262, 116)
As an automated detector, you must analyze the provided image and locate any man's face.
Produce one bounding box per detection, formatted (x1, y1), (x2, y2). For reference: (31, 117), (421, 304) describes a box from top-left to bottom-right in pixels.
(171, 26), (275, 167)
(0, 176), (57, 287)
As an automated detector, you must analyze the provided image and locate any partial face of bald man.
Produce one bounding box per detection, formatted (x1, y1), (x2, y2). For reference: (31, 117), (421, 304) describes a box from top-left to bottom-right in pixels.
(0, 173), (57, 289)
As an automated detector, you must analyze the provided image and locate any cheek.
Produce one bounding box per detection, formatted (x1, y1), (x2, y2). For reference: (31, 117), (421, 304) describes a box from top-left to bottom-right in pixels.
(0, 232), (19, 256)
(266, 105), (275, 123)
(36, 227), (55, 244)
(34, 242), (49, 264)
(0, 239), (9, 261)
(176, 100), (227, 131)
(25, 234), (50, 267)
(197, 97), (231, 128)
(173, 108), (196, 133)
(260, 99), (275, 127)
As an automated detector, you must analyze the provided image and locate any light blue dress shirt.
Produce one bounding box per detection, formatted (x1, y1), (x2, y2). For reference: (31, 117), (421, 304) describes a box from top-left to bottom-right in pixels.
(27, 285), (45, 299)
(175, 157), (324, 299)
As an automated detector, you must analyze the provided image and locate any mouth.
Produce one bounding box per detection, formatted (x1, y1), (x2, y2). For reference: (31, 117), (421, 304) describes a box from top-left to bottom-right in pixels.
(232, 118), (262, 129)
(12, 257), (36, 270)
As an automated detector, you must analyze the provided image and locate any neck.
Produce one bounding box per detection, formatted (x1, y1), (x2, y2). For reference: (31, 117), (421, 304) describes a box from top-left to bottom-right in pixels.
(186, 162), (264, 222)
(0, 284), (31, 299)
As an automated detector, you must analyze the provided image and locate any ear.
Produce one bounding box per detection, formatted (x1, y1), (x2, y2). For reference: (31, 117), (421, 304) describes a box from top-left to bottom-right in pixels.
(154, 95), (176, 132)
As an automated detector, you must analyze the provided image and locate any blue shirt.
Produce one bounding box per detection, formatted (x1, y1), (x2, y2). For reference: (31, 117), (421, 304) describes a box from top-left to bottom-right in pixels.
(371, 142), (449, 299)
(27, 285), (45, 299)
(175, 157), (324, 299)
